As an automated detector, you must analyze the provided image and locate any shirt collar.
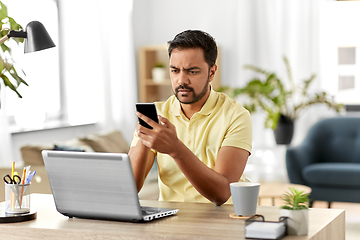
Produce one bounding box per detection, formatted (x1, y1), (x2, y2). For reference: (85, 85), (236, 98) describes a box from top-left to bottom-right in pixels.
(170, 89), (217, 117)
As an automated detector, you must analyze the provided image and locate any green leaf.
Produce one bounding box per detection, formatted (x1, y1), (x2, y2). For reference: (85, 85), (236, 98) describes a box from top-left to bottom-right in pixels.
(280, 187), (310, 210)
(0, 42), (10, 53)
(8, 16), (23, 31)
(1, 74), (22, 98)
(244, 64), (272, 77)
(10, 66), (28, 86)
(0, 1), (8, 20)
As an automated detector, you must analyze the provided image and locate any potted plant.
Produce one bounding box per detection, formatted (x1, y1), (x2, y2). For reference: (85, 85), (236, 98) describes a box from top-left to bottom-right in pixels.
(280, 187), (310, 236)
(0, 1), (28, 101)
(151, 62), (166, 83)
(219, 56), (344, 144)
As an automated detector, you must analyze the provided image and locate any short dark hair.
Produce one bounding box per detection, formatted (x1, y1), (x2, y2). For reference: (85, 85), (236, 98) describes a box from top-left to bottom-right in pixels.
(167, 30), (218, 67)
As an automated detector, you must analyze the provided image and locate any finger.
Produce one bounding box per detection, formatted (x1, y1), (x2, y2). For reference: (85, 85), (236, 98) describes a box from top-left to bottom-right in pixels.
(158, 115), (165, 125)
(136, 123), (151, 136)
(158, 115), (175, 130)
(136, 125), (154, 148)
(136, 111), (157, 129)
(158, 115), (168, 125)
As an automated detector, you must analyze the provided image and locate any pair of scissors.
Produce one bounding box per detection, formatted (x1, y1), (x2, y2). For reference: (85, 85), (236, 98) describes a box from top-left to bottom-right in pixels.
(3, 174), (21, 184)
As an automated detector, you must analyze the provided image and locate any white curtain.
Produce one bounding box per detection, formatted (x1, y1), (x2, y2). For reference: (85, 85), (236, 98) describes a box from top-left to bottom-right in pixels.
(60, 0), (137, 143)
(0, 83), (13, 166)
(236, 0), (321, 89)
(97, 0), (137, 143)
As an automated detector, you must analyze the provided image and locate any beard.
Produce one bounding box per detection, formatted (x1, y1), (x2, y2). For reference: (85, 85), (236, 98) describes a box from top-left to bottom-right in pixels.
(174, 77), (210, 104)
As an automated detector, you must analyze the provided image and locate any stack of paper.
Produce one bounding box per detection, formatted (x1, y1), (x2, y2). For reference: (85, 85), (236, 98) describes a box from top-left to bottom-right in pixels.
(245, 221), (286, 239)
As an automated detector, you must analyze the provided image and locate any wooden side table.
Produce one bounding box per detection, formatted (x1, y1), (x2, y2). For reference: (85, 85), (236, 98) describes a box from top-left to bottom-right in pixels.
(258, 183), (312, 206)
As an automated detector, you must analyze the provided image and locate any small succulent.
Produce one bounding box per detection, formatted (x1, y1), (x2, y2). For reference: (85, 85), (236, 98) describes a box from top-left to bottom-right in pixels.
(281, 187), (310, 210)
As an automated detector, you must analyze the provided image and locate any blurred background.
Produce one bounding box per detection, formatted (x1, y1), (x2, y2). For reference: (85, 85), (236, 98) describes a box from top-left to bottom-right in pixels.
(0, 0), (359, 180)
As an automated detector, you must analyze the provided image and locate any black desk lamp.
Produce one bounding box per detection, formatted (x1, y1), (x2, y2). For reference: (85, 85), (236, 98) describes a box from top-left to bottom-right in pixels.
(0, 20), (55, 53)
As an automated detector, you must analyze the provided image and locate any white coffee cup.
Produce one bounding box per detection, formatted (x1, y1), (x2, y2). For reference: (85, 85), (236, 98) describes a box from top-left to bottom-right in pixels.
(230, 182), (260, 217)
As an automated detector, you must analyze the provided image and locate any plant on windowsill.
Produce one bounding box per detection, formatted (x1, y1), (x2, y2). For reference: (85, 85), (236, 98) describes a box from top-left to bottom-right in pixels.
(0, 1), (27, 102)
(280, 187), (310, 236)
(218, 56), (344, 145)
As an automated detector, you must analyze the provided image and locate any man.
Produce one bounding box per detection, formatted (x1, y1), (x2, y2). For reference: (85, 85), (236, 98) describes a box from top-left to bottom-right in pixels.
(129, 30), (252, 206)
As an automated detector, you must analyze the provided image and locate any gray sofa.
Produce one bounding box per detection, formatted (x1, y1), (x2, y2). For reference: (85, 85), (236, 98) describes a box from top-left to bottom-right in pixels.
(286, 117), (360, 207)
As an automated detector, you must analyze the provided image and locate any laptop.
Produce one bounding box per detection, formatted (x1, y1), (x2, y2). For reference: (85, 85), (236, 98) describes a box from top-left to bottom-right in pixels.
(42, 150), (178, 222)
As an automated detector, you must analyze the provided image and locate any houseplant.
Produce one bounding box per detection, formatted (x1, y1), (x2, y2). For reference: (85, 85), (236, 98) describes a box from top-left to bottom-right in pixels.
(280, 187), (310, 235)
(0, 0), (27, 101)
(151, 62), (166, 83)
(219, 56), (344, 144)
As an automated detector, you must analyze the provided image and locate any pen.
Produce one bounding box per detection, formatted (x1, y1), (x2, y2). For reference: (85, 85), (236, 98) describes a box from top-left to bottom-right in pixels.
(20, 167), (27, 207)
(11, 161), (15, 178)
(25, 171), (36, 184)
(24, 165), (31, 181)
(11, 162), (16, 210)
(21, 168), (26, 185)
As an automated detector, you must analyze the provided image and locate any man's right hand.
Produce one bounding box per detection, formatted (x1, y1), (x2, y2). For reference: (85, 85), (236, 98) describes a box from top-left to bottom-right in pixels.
(136, 113), (180, 158)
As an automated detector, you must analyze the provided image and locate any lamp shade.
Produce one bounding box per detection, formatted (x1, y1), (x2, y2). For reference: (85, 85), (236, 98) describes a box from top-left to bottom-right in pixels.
(24, 21), (55, 53)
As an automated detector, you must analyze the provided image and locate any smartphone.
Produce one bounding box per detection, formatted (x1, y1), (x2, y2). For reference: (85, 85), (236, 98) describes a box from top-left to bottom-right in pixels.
(136, 103), (159, 129)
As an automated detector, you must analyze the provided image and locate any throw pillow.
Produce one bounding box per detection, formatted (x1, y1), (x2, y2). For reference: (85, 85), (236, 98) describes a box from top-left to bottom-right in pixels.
(79, 130), (130, 153)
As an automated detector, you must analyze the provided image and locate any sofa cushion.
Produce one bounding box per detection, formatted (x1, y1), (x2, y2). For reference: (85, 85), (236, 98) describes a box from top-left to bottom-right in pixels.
(21, 139), (93, 165)
(78, 130), (129, 153)
(20, 144), (54, 165)
(53, 144), (86, 152)
(20, 130), (129, 165)
(303, 163), (360, 188)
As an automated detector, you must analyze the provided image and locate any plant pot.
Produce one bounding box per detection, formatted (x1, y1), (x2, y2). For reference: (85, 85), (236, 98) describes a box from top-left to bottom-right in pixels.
(152, 67), (166, 83)
(280, 209), (308, 236)
(274, 115), (294, 145)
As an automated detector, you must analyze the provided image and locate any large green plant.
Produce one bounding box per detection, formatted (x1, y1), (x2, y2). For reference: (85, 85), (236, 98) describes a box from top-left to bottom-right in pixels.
(0, 1), (27, 98)
(220, 56), (344, 129)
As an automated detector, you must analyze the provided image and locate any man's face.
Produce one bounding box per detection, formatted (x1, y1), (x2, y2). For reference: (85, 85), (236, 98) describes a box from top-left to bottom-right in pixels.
(169, 48), (216, 104)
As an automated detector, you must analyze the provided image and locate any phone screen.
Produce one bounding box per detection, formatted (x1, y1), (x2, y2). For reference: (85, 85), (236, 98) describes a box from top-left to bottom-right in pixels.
(136, 103), (159, 129)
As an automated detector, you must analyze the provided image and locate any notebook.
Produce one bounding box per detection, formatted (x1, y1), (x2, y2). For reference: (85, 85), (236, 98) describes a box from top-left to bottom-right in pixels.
(42, 150), (178, 222)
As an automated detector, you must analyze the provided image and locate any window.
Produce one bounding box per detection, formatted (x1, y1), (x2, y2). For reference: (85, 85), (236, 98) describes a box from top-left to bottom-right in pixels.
(4, 0), (60, 129)
(336, 46), (359, 104)
(320, 1), (360, 108)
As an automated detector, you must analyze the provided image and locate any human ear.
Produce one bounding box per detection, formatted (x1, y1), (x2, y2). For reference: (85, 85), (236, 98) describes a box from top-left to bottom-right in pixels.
(209, 64), (217, 82)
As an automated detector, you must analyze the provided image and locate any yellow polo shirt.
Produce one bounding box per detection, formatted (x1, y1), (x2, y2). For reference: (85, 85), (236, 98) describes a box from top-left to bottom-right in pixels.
(131, 90), (252, 204)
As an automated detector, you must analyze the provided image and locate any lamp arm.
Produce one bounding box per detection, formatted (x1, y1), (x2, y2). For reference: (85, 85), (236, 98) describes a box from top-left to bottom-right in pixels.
(8, 30), (27, 38)
(0, 35), (9, 45)
(0, 30), (27, 45)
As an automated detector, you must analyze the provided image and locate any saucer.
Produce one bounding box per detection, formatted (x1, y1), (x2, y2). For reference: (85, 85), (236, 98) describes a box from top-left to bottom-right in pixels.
(229, 213), (259, 219)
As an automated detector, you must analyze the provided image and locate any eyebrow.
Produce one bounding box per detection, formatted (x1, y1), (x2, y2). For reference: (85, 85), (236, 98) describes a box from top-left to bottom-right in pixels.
(170, 65), (201, 71)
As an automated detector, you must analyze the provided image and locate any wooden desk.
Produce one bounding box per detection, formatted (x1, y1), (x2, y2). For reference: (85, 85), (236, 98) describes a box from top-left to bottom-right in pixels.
(0, 194), (344, 240)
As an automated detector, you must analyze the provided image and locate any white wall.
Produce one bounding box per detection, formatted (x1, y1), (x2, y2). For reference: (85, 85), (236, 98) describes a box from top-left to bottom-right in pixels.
(133, 0), (240, 87)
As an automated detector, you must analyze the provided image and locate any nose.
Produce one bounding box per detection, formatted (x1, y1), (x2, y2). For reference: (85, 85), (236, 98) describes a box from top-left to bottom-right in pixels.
(178, 70), (189, 85)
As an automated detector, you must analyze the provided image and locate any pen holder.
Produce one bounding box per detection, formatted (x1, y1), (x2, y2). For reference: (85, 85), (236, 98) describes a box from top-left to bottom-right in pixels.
(4, 183), (31, 214)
